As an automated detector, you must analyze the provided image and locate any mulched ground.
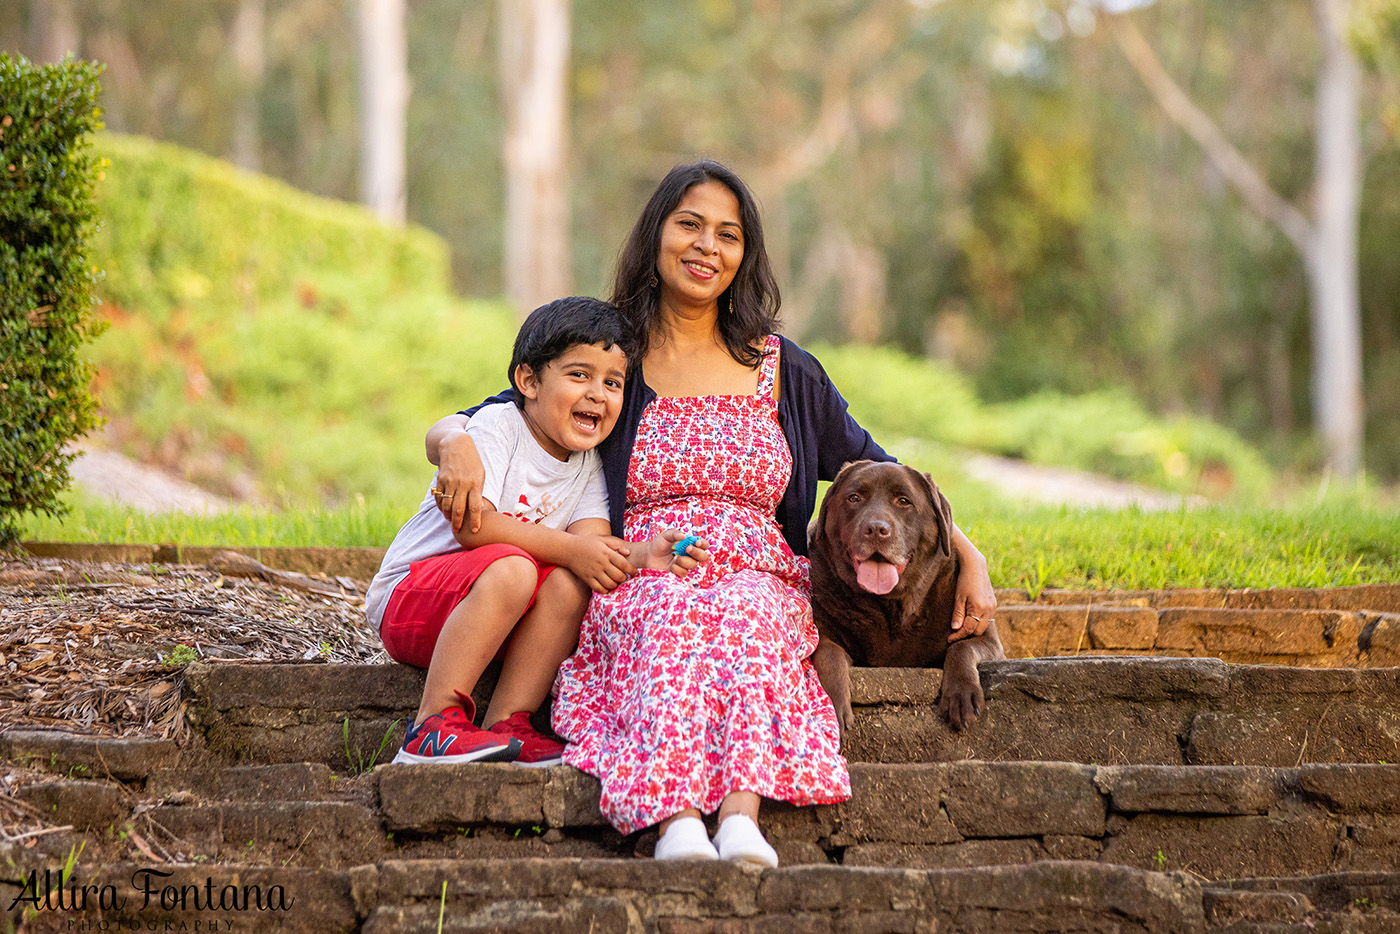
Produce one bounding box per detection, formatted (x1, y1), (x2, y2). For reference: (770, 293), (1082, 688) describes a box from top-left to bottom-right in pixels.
(0, 552), (387, 858)
(0, 552), (385, 742)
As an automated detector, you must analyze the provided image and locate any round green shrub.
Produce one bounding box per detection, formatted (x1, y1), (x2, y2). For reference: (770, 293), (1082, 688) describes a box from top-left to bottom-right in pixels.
(0, 54), (106, 546)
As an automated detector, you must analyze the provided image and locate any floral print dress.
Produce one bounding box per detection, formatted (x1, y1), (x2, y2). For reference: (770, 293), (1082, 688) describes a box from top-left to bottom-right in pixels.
(551, 335), (851, 834)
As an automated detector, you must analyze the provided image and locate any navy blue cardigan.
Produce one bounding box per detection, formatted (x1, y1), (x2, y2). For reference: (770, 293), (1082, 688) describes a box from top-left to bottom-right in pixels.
(462, 336), (891, 557)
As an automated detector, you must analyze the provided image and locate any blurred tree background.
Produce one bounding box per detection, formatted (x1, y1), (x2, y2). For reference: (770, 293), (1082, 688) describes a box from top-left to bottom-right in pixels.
(3, 0), (1399, 480)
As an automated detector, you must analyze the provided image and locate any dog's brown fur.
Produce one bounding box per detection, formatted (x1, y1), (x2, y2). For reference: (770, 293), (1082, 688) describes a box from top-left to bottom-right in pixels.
(810, 460), (1005, 734)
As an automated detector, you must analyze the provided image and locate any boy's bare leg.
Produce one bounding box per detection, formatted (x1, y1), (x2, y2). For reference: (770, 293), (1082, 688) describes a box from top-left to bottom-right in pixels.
(415, 555), (539, 725)
(481, 567), (589, 726)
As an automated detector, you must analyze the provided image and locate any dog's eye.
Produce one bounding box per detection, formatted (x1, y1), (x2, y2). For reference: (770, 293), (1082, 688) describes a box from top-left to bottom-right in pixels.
(895, 496), (913, 507)
(846, 493), (863, 504)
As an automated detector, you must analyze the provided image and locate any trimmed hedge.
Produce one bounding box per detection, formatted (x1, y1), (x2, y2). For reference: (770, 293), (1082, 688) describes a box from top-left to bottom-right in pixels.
(93, 132), (450, 320)
(0, 54), (105, 546)
(83, 133), (510, 508)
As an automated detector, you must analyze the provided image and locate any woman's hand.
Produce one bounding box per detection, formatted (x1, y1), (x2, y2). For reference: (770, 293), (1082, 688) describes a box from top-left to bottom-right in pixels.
(565, 535), (638, 593)
(428, 416), (485, 534)
(949, 553), (997, 643)
(638, 529), (712, 578)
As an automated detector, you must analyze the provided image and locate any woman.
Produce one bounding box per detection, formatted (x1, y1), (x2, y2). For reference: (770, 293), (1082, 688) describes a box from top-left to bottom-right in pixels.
(428, 161), (997, 866)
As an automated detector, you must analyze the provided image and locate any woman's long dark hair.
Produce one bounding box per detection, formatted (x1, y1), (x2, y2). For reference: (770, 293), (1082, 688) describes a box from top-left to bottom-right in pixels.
(610, 161), (781, 369)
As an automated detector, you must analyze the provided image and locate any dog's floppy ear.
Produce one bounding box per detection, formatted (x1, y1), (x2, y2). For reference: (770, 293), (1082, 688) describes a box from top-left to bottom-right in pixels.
(915, 469), (954, 558)
(813, 460), (871, 547)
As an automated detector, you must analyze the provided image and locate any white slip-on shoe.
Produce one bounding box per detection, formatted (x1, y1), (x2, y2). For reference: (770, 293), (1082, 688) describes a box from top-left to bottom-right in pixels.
(654, 816), (720, 861)
(713, 814), (779, 868)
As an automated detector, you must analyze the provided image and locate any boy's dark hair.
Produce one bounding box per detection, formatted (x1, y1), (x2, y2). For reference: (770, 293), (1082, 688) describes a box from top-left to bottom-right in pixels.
(508, 296), (637, 405)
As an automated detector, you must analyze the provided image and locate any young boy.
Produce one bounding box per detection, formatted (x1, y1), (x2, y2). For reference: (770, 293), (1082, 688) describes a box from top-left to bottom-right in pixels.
(365, 296), (706, 767)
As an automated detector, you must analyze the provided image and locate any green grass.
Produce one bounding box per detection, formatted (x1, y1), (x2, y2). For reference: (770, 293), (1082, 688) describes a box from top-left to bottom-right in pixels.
(22, 492), (409, 548)
(976, 502), (1400, 593)
(23, 487), (1399, 592)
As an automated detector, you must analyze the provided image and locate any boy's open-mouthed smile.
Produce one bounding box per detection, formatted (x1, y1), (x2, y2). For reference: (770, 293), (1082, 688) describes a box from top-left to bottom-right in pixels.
(516, 342), (628, 461)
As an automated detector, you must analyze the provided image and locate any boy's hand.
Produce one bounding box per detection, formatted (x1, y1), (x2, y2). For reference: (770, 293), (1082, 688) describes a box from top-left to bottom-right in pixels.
(567, 535), (637, 593)
(643, 529), (712, 578)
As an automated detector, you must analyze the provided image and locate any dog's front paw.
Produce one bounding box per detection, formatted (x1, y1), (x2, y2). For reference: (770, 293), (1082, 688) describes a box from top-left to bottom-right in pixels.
(836, 701), (856, 739)
(937, 671), (985, 732)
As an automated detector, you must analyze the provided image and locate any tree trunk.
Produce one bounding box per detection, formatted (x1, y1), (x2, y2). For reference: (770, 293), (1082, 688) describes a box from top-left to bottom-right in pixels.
(31, 0), (80, 63)
(1307, 0), (1364, 478)
(841, 237), (887, 345)
(358, 0), (409, 226)
(83, 30), (139, 132)
(1112, 10), (1365, 478)
(498, 0), (572, 315)
(1267, 312), (1295, 434)
(231, 0), (265, 173)
(787, 224), (888, 343)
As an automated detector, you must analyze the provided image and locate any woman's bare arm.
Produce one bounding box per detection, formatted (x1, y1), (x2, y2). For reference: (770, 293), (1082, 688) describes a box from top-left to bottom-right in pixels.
(948, 522), (997, 642)
(425, 414), (485, 534)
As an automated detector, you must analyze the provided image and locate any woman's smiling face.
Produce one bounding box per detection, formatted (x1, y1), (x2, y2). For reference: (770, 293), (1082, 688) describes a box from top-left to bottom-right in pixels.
(655, 180), (744, 312)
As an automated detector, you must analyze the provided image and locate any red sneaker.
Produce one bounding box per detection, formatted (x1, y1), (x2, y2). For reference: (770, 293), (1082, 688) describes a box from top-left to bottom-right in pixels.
(488, 711), (565, 767)
(392, 701), (521, 765)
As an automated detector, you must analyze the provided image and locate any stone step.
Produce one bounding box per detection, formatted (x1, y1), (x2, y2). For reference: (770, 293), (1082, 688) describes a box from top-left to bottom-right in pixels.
(849, 658), (1400, 766)
(1005, 582), (1400, 614)
(5, 856), (1397, 934)
(141, 799), (385, 866)
(20, 540), (388, 581)
(3, 763), (344, 819)
(353, 859), (1206, 934)
(1203, 872), (1400, 932)
(993, 605), (1399, 667)
(184, 660), (425, 771)
(6, 759), (1397, 881)
(374, 760), (1400, 880)
(145, 762), (338, 802)
(183, 658), (1400, 769)
(0, 730), (179, 780)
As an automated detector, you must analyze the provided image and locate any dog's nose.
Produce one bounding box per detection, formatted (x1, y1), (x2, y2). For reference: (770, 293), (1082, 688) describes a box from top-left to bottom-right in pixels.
(864, 519), (892, 539)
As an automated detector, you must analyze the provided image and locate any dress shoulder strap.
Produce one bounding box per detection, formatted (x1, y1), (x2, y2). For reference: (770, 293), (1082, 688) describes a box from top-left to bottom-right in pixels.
(756, 334), (781, 397)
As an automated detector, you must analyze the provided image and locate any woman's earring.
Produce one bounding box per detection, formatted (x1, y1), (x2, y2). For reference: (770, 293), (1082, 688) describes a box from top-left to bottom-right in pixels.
(648, 274), (658, 288)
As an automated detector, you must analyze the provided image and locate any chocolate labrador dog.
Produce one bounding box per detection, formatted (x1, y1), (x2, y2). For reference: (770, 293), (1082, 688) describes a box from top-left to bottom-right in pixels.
(810, 460), (1005, 734)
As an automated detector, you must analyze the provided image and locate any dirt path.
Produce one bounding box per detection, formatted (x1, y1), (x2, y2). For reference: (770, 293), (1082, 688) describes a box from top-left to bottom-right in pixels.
(962, 452), (1200, 510)
(69, 444), (235, 514)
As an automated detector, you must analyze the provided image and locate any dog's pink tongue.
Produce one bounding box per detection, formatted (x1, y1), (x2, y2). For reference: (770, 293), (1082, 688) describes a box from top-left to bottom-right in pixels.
(855, 559), (900, 595)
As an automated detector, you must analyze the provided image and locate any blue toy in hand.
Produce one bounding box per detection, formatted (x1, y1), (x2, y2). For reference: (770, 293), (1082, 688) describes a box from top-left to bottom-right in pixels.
(673, 533), (703, 556)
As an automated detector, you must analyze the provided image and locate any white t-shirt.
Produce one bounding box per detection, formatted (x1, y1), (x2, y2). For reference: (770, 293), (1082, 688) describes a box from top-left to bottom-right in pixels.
(364, 404), (610, 632)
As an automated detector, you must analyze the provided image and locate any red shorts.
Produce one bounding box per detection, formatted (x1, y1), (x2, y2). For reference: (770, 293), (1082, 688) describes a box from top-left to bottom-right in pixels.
(379, 544), (557, 668)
